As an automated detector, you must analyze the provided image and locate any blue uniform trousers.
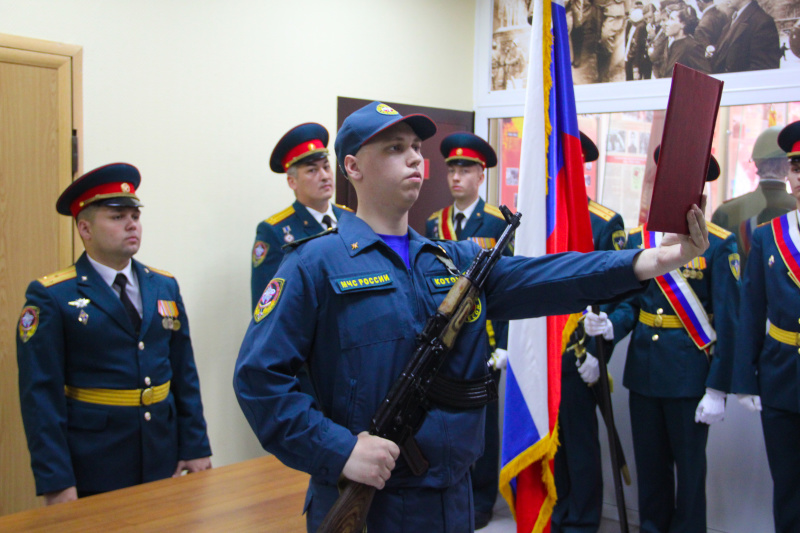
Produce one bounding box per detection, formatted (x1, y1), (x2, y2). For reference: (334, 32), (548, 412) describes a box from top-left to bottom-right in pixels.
(552, 360), (602, 533)
(306, 471), (474, 533)
(629, 392), (708, 533)
(761, 405), (800, 533)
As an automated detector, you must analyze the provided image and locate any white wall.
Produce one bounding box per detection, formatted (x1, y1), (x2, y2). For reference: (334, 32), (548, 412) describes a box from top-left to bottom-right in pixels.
(1, 0), (476, 468)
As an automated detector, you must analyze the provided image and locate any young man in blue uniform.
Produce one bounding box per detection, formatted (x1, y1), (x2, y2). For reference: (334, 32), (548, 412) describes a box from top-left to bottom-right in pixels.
(732, 120), (800, 533)
(251, 122), (353, 310)
(234, 101), (710, 533)
(16, 163), (211, 505)
(593, 149), (739, 532)
(552, 132), (627, 533)
(425, 132), (510, 529)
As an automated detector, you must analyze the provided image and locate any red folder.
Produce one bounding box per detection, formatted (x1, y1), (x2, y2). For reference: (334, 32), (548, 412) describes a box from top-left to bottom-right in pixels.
(646, 64), (723, 234)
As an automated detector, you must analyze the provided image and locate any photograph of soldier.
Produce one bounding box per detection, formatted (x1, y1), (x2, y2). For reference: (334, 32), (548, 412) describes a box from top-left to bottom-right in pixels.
(490, 0), (799, 89)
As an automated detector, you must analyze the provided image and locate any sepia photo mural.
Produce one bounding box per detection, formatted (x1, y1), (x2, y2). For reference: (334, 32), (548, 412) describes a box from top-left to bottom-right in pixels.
(491, 0), (800, 88)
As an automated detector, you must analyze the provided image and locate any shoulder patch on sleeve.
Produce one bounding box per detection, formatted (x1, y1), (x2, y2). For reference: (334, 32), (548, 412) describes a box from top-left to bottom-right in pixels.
(706, 221), (732, 239)
(588, 200), (616, 221)
(628, 226), (644, 235)
(335, 203), (354, 213)
(266, 205), (296, 225)
(146, 266), (175, 278)
(427, 209), (443, 221)
(483, 204), (504, 220)
(37, 266), (77, 287)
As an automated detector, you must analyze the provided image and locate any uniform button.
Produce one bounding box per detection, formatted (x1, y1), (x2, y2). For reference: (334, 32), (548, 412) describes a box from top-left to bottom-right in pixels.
(656, 308), (663, 315)
(652, 334), (659, 342)
(144, 376), (152, 386)
(144, 412), (151, 421)
(138, 341), (145, 350)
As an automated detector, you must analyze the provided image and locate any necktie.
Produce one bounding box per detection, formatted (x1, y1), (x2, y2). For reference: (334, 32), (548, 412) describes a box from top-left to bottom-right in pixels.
(321, 214), (333, 230)
(454, 213), (466, 240)
(114, 273), (141, 333)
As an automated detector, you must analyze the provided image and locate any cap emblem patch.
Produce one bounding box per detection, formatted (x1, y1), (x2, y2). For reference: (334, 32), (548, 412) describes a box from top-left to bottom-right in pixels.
(456, 148), (464, 155)
(121, 183), (131, 193)
(376, 104), (398, 115)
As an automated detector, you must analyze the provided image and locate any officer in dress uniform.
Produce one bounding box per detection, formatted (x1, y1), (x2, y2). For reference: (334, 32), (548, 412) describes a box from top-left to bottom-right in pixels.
(233, 101), (711, 533)
(425, 132), (510, 529)
(712, 125), (794, 270)
(552, 132), (627, 533)
(16, 163), (211, 505)
(732, 120), (800, 533)
(595, 149), (740, 532)
(251, 123), (354, 310)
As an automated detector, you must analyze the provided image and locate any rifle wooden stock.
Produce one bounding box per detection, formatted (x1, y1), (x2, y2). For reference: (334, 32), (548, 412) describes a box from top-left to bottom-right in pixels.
(317, 480), (375, 533)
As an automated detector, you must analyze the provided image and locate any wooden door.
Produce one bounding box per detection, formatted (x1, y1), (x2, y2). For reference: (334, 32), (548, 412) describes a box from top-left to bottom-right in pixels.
(336, 97), (475, 235)
(0, 34), (82, 515)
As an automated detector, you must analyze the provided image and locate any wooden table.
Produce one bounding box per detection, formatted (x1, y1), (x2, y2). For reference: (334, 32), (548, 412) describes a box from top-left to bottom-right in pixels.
(0, 455), (310, 532)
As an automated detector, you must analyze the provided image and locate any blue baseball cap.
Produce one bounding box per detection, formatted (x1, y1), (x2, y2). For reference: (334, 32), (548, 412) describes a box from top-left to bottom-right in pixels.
(334, 101), (437, 173)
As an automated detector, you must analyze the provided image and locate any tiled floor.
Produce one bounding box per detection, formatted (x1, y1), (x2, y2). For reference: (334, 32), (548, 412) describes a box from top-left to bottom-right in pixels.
(481, 496), (639, 533)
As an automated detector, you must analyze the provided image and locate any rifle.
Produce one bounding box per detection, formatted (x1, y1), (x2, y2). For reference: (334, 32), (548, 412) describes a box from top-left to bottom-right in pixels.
(317, 206), (522, 533)
(575, 307), (630, 532)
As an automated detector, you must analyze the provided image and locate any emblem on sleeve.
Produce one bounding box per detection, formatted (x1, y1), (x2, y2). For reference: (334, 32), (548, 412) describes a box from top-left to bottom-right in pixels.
(18, 306), (40, 343)
(729, 253), (741, 281)
(252, 240), (269, 268)
(254, 279), (285, 323)
(612, 230), (627, 251)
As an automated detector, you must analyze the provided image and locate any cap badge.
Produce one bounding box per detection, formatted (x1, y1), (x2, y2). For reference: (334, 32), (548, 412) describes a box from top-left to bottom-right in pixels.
(308, 142), (315, 151)
(456, 148), (464, 155)
(376, 104), (398, 116)
(121, 183), (131, 193)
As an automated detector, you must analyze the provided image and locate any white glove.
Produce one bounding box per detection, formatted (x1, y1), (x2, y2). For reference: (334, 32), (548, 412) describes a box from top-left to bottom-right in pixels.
(577, 353), (600, 385)
(584, 309), (614, 341)
(694, 388), (726, 425)
(736, 394), (762, 412)
(488, 348), (508, 371)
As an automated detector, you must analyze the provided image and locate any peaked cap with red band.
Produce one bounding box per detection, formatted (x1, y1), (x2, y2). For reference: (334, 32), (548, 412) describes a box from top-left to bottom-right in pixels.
(56, 163), (143, 217)
(269, 122), (330, 174)
(440, 132), (497, 168)
(777, 121), (800, 161)
(579, 131), (599, 163)
(654, 144), (720, 182)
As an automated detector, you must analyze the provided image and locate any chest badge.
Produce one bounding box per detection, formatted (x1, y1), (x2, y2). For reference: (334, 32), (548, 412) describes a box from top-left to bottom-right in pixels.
(68, 298), (91, 308)
(158, 300), (181, 331)
(283, 226), (295, 244)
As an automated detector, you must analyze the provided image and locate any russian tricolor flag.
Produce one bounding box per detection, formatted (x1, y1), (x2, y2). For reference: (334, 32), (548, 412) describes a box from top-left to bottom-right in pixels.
(500, 1), (593, 532)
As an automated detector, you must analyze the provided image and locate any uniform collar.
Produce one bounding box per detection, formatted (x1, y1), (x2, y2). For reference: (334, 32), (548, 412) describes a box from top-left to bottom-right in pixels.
(454, 197), (480, 222)
(86, 253), (137, 290)
(337, 214), (439, 262)
(305, 202), (336, 227)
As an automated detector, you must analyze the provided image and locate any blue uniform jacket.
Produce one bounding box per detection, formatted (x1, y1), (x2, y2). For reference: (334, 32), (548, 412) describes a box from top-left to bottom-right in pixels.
(732, 213), (800, 413)
(251, 200), (353, 309)
(609, 223), (740, 397)
(234, 214), (646, 491)
(16, 253), (211, 495)
(425, 198), (512, 350)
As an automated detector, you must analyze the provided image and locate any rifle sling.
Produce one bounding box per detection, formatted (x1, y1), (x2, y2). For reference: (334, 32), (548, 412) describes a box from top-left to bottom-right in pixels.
(426, 373), (498, 409)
